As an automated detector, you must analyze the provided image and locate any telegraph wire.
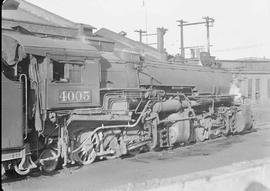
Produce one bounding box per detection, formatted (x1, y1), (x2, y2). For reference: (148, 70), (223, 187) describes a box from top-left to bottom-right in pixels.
(143, 0), (148, 43)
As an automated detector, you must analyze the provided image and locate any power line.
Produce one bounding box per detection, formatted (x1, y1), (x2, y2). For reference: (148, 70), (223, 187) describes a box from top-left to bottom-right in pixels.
(134, 29), (147, 43)
(176, 17), (214, 58)
(176, 20), (187, 57)
(143, 0), (148, 43)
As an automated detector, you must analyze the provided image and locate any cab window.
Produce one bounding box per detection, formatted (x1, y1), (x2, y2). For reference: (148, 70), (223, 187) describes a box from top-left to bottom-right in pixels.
(69, 64), (82, 83)
(52, 60), (82, 83)
(52, 61), (65, 82)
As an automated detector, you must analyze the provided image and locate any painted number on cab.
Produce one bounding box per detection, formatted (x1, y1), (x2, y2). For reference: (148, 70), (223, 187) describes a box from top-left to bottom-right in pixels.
(58, 90), (91, 103)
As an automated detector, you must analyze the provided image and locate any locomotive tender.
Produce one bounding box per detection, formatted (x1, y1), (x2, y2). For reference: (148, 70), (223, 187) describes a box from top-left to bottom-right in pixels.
(1, 32), (253, 176)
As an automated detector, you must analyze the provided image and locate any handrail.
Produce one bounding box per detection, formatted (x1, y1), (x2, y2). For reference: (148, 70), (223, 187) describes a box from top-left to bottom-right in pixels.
(19, 74), (28, 140)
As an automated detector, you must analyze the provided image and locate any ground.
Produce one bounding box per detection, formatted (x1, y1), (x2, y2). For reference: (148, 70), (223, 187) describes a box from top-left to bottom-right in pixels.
(2, 104), (270, 191)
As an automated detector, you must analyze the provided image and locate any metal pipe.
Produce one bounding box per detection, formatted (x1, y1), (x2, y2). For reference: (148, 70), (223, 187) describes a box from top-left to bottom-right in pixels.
(180, 21), (206, 26)
(180, 20), (185, 57)
(150, 114), (158, 150)
(159, 117), (196, 124)
(71, 100), (152, 153)
(127, 138), (152, 151)
(134, 99), (143, 114)
(19, 74), (28, 140)
(142, 33), (157, 36)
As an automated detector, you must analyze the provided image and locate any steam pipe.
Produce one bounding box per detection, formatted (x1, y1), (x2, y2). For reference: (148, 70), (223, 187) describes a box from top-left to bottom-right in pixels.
(150, 113), (159, 150)
(71, 100), (152, 154)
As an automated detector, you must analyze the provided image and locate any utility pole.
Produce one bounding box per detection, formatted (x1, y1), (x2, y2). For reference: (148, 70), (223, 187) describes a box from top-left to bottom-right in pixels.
(177, 17), (214, 56)
(138, 27), (167, 52)
(134, 29), (147, 43)
(176, 20), (187, 58)
(203, 17), (214, 54)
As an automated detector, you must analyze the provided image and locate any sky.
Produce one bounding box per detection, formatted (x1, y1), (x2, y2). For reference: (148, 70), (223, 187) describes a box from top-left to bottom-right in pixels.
(27, 0), (270, 59)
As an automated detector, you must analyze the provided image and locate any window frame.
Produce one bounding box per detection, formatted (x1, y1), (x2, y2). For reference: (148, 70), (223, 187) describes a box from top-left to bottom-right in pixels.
(51, 60), (83, 83)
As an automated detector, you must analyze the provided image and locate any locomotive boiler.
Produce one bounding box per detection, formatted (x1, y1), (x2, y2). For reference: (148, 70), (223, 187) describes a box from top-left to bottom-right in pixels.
(1, 32), (253, 176)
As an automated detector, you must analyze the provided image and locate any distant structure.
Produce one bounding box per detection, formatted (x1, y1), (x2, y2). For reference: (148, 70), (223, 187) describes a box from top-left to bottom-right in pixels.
(96, 28), (167, 61)
(219, 58), (270, 104)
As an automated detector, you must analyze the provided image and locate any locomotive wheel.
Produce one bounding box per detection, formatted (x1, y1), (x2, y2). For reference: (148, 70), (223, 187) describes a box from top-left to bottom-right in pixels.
(2, 164), (6, 177)
(14, 164), (30, 176)
(39, 148), (58, 174)
(74, 133), (99, 165)
(195, 127), (207, 142)
(222, 117), (231, 136)
(75, 148), (97, 165)
(127, 147), (142, 156)
(169, 121), (190, 145)
(103, 134), (119, 160)
(234, 105), (253, 133)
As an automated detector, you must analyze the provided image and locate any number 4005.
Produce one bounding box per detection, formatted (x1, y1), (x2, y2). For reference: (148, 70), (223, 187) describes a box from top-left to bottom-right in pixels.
(59, 90), (91, 103)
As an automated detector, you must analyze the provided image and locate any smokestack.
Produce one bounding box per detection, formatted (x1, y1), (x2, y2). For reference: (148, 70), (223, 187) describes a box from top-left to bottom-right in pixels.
(157, 27), (167, 53)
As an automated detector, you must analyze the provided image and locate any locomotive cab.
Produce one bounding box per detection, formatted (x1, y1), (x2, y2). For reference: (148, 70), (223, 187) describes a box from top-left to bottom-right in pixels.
(1, 33), (101, 175)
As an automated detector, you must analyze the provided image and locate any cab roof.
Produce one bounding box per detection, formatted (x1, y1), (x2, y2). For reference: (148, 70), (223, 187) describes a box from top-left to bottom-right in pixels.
(2, 32), (100, 64)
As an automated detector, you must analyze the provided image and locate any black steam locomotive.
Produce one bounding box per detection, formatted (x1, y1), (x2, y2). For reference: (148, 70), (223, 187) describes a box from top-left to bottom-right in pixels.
(1, 32), (253, 176)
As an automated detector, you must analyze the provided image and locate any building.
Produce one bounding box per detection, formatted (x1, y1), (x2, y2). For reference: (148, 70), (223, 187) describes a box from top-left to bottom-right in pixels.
(219, 59), (270, 104)
(2, 0), (166, 58)
(95, 28), (167, 61)
(2, 0), (114, 52)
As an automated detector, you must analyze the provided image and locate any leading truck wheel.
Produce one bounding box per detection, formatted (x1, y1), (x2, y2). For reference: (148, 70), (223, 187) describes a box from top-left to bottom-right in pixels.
(39, 148), (59, 174)
(14, 164), (30, 176)
(195, 127), (207, 142)
(2, 164), (6, 177)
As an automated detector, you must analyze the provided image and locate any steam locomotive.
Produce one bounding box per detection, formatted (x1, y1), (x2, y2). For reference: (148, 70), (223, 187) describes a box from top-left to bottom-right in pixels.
(1, 32), (253, 176)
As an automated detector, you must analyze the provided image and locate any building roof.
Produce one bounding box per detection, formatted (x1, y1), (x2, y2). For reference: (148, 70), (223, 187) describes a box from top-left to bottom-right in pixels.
(2, 0), (96, 29)
(100, 52), (124, 63)
(86, 35), (115, 43)
(95, 28), (166, 61)
(2, 9), (58, 26)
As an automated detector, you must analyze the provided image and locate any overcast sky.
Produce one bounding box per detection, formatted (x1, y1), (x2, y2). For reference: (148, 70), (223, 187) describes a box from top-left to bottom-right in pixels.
(27, 0), (270, 59)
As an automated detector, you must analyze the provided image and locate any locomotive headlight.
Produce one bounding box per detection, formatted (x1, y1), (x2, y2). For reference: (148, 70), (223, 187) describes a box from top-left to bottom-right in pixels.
(48, 112), (57, 123)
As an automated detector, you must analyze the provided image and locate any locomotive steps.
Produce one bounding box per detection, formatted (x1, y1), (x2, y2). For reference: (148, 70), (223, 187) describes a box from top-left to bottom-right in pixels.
(108, 157), (270, 191)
